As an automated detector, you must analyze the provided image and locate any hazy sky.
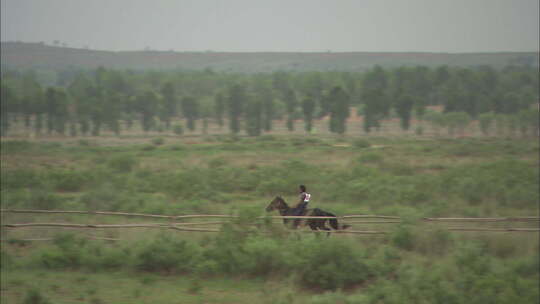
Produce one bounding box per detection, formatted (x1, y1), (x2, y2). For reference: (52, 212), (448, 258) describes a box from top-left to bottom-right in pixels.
(1, 0), (539, 52)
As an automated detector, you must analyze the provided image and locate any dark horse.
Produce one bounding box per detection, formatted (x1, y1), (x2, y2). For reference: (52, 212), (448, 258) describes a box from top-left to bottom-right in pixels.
(265, 196), (350, 235)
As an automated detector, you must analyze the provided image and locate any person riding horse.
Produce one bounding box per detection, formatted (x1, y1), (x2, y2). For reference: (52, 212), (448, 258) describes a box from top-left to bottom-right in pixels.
(293, 185), (311, 226)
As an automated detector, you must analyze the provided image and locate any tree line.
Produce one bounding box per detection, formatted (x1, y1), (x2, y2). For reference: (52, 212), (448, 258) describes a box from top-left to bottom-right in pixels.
(1, 65), (538, 137)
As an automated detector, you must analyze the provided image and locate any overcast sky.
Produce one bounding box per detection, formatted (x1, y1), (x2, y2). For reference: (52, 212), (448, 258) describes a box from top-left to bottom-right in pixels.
(1, 0), (538, 53)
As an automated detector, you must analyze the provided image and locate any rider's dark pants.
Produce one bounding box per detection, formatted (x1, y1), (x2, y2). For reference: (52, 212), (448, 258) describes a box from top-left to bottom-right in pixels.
(293, 202), (308, 226)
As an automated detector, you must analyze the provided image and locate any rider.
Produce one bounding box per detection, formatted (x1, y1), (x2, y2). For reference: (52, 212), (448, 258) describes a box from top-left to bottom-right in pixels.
(293, 185), (311, 225)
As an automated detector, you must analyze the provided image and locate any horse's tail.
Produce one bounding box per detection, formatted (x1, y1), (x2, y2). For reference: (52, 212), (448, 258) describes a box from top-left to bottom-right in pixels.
(315, 209), (350, 230)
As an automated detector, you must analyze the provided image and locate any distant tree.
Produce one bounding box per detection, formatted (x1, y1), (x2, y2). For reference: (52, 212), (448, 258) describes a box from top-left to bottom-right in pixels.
(181, 96), (199, 132)
(53, 89), (69, 135)
(433, 65), (450, 87)
(272, 72), (290, 95)
(424, 111), (445, 136)
(214, 92), (225, 129)
(478, 112), (496, 136)
(301, 95), (316, 133)
(94, 66), (107, 87)
(395, 93), (414, 131)
(261, 92), (274, 132)
(284, 88), (298, 132)
(361, 66), (389, 132)
(21, 72), (43, 129)
(44, 88), (55, 135)
(444, 112), (471, 137)
(516, 109), (539, 137)
(84, 86), (106, 136)
(199, 96), (214, 135)
(160, 82), (176, 129)
(391, 67), (414, 131)
(0, 84), (17, 136)
(226, 84), (247, 134)
(328, 86), (350, 134)
(135, 90), (159, 132)
(245, 97), (262, 136)
(104, 92), (123, 135)
(318, 92), (332, 119)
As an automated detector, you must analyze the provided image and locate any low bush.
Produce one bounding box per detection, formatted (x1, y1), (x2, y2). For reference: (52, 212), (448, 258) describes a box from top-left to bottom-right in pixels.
(108, 155), (138, 173)
(22, 288), (52, 304)
(0, 250), (14, 270)
(38, 233), (87, 269)
(151, 137), (165, 146)
(79, 183), (130, 211)
(353, 139), (371, 149)
(135, 234), (200, 273)
(27, 188), (64, 210)
(390, 225), (415, 251)
(292, 238), (371, 290)
(141, 144), (156, 151)
(414, 228), (454, 256)
(1, 168), (42, 189)
(208, 157), (228, 169)
(356, 152), (383, 164)
(0, 140), (35, 154)
(47, 170), (90, 192)
(172, 124), (183, 135)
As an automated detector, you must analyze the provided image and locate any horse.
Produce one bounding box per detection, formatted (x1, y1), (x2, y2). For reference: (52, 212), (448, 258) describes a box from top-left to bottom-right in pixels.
(265, 196), (350, 236)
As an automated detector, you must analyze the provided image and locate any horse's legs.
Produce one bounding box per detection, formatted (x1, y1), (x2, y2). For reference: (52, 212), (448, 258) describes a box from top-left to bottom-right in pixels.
(317, 220), (332, 237)
(319, 226), (331, 237)
(309, 221), (323, 238)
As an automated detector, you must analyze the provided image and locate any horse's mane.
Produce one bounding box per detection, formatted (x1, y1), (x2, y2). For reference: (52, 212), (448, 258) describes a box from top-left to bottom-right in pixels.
(275, 195), (289, 208)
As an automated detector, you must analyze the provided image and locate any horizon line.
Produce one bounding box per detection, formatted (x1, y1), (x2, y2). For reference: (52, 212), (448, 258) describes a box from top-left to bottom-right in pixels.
(2, 41), (539, 55)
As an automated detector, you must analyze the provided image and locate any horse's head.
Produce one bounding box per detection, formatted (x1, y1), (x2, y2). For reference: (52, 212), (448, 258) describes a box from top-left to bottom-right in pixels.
(266, 196), (286, 212)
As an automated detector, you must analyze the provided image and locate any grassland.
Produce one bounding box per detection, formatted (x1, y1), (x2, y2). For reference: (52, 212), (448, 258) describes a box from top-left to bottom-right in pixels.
(1, 129), (538, 303)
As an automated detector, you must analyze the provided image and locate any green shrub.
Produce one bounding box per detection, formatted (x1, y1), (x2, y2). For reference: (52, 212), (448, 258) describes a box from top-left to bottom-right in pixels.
(0, 140), (34, 154)
(186, 279), (203, 294)
(353, 139), (371, 149)
(48, 170), (89, 192)
(38, 234), (86, 269)
(151, 137), (165, 146)
(1, 169), (42, 189)
(454, 241), (491, 275)
(414, 229), (454, 256)
(479, 234), (518, 259)
(221, 143), (243, 150)
(27, 189), (63, 210)
(356, 152), (383, 164)
(256, 135), (276, 141)
(81, 242), (129, 271)
(79, 183), (129, 211)
(78, 139), (91, 146)
(293, 238), (370, 290)
(511, 255), (540, 277)
(108, 155), (138, 173)
(0, 250), (14, 270)
(242, 237), (288, 275)
(208, 157), (228, 169)
(141, 145), (156, 151)
(172, 124), (184, 135)
(391, 225), (415, 250)
(22, 289), (52, 304)
(169, 144), (185, 151)
(135, 234), (200, 272)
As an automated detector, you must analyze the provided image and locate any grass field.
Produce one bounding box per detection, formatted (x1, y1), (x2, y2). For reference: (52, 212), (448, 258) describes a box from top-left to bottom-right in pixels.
(1, 125), (538, 303)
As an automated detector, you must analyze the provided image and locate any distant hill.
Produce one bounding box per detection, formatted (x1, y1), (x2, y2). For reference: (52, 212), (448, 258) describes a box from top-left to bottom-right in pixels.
(1, 42), (538, 72)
